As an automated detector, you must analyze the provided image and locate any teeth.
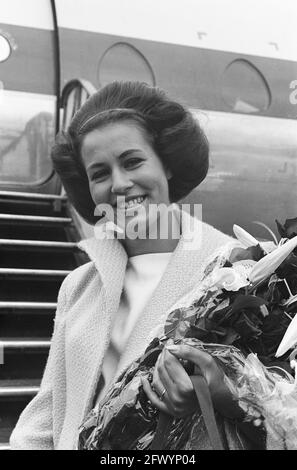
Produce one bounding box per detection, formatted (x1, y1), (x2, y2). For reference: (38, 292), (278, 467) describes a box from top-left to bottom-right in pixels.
(117, 196), (145, 210)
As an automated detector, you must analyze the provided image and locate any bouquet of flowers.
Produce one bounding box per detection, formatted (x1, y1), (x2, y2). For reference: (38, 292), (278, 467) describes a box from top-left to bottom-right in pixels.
(78, 218), (297, 450)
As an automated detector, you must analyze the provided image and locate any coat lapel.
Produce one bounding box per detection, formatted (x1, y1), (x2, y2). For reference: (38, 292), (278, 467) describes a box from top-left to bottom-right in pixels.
(78, 235), (128, 315)
(64, 236), (127, 436)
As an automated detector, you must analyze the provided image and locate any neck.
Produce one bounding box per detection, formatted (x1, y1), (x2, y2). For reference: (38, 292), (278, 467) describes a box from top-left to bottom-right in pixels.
(122, 236), (180, 257)
(121, 210), (182, 257)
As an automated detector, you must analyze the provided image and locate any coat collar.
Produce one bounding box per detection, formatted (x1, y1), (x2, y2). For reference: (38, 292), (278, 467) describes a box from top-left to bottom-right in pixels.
(78, 233), (128, 300)
(77, 209), (203, 294)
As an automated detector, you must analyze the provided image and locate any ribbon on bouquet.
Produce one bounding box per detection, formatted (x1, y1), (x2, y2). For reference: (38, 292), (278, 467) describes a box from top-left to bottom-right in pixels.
(150, 375), (224, 450)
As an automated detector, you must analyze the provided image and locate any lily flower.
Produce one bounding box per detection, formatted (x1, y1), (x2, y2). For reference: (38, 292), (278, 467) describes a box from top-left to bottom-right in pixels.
(233, 224), (276, 254)
(276, 315), (297, 358)
(249, 236), (297, 286)
(233, 224), (260, 247)
(209, 267), (249, 291)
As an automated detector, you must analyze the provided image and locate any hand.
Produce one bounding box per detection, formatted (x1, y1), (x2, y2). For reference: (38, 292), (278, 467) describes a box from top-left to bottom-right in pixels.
(142, 347), (198, 418)
(164, 344), (244, 420)
(165, 345), (267, 449)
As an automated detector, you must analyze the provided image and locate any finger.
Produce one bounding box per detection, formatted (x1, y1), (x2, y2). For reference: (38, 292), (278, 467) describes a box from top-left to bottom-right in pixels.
(156, 349), (175, 387)
(143, 378), (197, 419)
(155, 350), (195, 414)
(161, 349), (194, 391)
(141, 378), (173, 415)
(142, 377), (167, 409)
(152, 353), (170, 395)
(165, 344), (213, 373)
(154, 349), (187, 397)
(153, 349), (182, 399)
(152, 352), (178, 406)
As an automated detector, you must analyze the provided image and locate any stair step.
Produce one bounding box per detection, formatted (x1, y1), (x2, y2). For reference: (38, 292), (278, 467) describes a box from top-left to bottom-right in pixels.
(0, 350), (49, 381)
(0, 312), (54, 338)
(0, 268), (71, 278)
(0, 340), (51, 350)
(0, 193), (68, 217)
(0, 379), (40, 398)
(0, 443), (10, 450)
(0, 302), (57, 311)
(0, 191), (66, 202)
(1, 277), (62, 302)
(0, 239), (80, 269)
(1, 387), (39, 398)
(0, 239), (78, 250)
(0, 400), (34, 443)
(0, 224), (70, 241)
(0, 214), (72, 225)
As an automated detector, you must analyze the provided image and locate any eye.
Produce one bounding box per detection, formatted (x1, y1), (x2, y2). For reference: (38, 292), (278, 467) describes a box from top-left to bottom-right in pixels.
(124, 157), (143, 169)
(91, 168), (110, 182)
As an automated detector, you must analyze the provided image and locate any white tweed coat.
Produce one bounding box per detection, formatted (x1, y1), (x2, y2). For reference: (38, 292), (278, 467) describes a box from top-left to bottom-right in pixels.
(10, 213), (232, 450)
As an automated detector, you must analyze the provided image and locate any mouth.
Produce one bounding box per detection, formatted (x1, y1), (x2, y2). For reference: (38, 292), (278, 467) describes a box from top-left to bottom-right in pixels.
(115, 195), (147, 211)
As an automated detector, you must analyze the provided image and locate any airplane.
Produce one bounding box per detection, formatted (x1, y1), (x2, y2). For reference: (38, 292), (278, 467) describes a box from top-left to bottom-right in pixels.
(0, 0), (296, 448)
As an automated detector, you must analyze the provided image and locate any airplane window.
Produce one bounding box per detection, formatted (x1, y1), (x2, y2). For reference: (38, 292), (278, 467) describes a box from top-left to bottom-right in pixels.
(98, 42), (155, 87)
(0, 16), (57, 189)
(221, 59), (271, 113)
(0, 91), (55, 185)
(0, 34), (11, 62)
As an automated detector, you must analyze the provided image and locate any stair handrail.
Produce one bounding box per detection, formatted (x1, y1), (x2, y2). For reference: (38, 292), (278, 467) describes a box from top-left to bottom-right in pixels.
(60, 79), (97, 132)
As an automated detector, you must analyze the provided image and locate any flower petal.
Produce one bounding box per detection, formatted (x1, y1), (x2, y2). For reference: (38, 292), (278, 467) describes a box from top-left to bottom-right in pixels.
(233, 224), (259, 247)
(276, 314), (297, 357)
(249, 236), (297, 286)
(210, 267), (249, 291)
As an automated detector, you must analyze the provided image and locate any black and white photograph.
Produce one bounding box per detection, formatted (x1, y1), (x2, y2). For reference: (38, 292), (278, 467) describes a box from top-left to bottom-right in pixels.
(0, 0), (297, 452)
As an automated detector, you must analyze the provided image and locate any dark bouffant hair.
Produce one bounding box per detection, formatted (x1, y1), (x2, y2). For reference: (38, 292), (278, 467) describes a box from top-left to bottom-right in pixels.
(51, 81), (209, 225)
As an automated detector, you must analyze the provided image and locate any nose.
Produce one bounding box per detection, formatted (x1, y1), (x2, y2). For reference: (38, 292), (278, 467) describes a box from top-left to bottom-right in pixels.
(111, 167), (133, 194)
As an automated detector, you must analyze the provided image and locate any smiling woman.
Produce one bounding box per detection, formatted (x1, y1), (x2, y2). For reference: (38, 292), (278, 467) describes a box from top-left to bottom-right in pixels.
(80, 121), (173, 255)
(9, 81), (243, 450)
(52, 82), (209, 223)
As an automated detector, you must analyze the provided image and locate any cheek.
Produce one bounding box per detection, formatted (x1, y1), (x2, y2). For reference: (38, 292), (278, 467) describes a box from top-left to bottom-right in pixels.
(146, 177), (170, 204)
(89, 182), (109, 205)
(140, 164), (169, 191)
(140, 175), (167, 195)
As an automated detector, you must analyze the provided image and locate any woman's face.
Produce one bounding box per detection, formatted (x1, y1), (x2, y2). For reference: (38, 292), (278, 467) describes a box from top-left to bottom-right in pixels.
(81, 121), (171, 233)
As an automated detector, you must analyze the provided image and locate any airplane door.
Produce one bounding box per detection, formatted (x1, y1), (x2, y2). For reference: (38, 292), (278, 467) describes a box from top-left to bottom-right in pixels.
(0, 0), (60, 194)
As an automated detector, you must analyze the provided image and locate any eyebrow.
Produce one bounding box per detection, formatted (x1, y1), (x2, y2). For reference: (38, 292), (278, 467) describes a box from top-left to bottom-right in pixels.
(86, 149), (142, 171)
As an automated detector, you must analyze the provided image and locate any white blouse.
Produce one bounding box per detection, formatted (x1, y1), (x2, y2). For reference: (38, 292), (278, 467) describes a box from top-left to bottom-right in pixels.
(96, 252), (172, 405)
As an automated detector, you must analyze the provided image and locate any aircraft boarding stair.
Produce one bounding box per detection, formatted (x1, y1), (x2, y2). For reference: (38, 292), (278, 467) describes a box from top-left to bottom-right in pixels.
(0, 191), (88, 449)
